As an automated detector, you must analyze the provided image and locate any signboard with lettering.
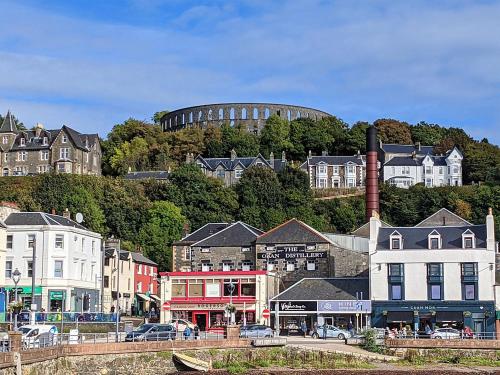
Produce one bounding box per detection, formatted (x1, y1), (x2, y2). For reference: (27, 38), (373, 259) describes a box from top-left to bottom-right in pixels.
(170, 303), (256, 311)
(318, 300), (371, 313)
(275, 301), (317, 312)
(258, 245), (327, 260)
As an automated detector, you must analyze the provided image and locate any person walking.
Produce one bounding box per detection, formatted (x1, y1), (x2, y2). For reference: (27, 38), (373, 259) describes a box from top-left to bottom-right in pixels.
(322, 324), (328, 340)
(300, 321), (307, 338)
(347, 321), (354, 336)
(194, 324), (200, 340)
(183, 326), (192, 340)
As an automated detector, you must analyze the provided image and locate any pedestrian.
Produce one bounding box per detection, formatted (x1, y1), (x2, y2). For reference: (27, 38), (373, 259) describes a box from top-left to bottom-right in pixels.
(322, 324), (328, 340)
(300, 320), (307, 338)
(347, 321), (354, 336)
(183, 326), (192, 340)
(194, 324), (200, 340)
(425, 323), (432, 336)
(313, 321), (318, 335)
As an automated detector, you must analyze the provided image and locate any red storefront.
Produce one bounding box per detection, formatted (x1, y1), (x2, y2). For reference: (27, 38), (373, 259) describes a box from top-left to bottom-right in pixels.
(160, 271), (268, 332)
(132, 253), (159, 315)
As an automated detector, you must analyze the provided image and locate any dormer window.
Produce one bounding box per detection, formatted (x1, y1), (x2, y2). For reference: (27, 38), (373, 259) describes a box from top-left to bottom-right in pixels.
(19, 138), (25, 147)
(428, 230), (441, 249)
(462, 230), (475, 249)
(390, 231), (402, 250)
(42, 137), (48, 145)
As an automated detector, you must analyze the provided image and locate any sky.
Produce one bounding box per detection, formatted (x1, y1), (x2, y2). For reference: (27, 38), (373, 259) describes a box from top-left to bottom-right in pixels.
(0, 0), (499, 144)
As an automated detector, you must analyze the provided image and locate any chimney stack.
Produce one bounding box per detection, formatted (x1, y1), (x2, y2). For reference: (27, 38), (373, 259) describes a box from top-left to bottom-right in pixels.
(365, 126), (379, 222)
(230, 149), (237, 161)
(63, 208), (70, 220)
(269, 152), (275, 168)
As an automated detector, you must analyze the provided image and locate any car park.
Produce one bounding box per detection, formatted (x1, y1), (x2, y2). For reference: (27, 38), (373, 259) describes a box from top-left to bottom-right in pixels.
(239, 325), (274, 338)
(430, 328), (461, 339)
(311, 325), (351, 340)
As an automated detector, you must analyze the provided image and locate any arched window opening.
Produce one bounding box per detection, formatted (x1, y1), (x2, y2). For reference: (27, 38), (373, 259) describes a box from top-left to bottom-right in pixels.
(264, 108), (270, 119)
(253, 108), (258, 119)
(175, 116), (178, 125)
(189, 112), (193, 123)
(182, 113), (185, 124)
(198, 111), (203, 121)
(219, 108), (224, 120)
(287, 110), (291, 121)
(241, 108), (247, 119)
(297, 111), (301, 119)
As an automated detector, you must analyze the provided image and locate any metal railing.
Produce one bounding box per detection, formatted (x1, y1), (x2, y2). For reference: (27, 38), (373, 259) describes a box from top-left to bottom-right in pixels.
(387, 331), (496, 340)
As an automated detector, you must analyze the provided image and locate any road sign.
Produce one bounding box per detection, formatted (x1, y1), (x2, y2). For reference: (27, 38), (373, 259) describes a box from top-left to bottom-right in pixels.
(162, 302), (171, 311)
(262, 309), (270, 319)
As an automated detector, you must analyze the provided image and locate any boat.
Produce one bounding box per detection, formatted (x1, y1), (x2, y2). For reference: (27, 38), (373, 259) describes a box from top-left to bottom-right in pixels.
(173, 352), (211, 372)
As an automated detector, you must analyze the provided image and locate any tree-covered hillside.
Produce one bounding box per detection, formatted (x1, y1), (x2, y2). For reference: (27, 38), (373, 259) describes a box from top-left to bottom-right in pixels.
(102, 116), (500, 185)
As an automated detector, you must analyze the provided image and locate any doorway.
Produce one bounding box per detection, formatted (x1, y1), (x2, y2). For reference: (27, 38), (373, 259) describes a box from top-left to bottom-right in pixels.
(324, 317), (334, 326)
(473, 320), (484, 338)
(195, 313), (208, 331)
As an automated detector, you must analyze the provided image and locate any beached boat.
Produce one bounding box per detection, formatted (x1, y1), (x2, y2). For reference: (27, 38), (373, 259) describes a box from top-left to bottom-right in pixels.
(173, 352), (211, 372)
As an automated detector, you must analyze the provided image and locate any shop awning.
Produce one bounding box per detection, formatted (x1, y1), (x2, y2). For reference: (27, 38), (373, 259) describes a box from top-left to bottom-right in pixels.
(436, 311), (463, 323)
(149, 294), (161, 302)
(136, 293), (152, 301)
(386, 311), (413, 323)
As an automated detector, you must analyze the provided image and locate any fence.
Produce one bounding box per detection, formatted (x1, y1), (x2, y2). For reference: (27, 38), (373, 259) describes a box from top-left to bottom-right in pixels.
(387, 331), (496, 340)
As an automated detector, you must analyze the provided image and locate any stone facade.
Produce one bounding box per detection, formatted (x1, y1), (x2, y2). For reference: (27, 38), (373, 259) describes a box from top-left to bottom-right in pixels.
(0, 111), (101, 176)
(300, 153), (366, 189)
(161, 102), (331, 134)
(191, 246), (257, 272)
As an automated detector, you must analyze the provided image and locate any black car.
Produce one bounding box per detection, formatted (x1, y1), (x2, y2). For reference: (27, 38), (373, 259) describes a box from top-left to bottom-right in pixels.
(124, 324), (176, 342)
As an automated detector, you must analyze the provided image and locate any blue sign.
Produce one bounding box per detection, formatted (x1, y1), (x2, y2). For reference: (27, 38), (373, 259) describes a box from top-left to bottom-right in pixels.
(318, 300), (371, 313)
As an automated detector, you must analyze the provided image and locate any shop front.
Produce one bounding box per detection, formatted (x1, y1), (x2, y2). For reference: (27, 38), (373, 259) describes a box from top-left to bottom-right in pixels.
(318, 300), (371, 330)
(270, 300), (317, 335)
(48, 290), (66, 311)
(4, 286), (42, 309)
(372, 301), (496, 336)
(170, 302), (256, 332)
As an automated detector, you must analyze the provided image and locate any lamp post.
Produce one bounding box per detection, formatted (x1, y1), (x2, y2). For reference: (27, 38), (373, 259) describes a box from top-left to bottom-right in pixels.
(228, 279), (235, 325)
(12, 268), (21, 331)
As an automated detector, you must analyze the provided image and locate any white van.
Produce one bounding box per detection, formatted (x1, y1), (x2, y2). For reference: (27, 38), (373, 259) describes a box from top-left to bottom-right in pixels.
(19, 325), (58, 348)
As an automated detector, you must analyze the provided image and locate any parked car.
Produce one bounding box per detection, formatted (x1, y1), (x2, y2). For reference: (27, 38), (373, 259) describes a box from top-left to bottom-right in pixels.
(430, 328), (461, 339)
(311, 325), (351, 340)
(19, 325), (58, 348)
(124, 323), (160, 342)
(144, 324), (177, 341)
(169, 319), (195, 332)
(240, 325), (274, 338)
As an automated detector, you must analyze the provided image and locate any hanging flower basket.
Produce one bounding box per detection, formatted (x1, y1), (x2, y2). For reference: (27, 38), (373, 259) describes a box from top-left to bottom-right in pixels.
(225, 304), (236, 314)
(8, 301), (23, 314)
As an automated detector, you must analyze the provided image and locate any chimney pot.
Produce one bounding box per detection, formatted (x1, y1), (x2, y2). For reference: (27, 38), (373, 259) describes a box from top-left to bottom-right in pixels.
(230, 149), (237, 161)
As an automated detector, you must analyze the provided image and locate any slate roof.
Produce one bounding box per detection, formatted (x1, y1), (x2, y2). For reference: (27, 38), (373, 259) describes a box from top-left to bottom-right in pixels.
(195, 154), (286, 173)
(256, 218), (333, 244)
(174, 223), (231, 245)
(0, 111), (18, 133)
(300, 155), (365, 169)
(192, 221), (264, 247)
(4, 212), (88, 230)
(377, 225), (487, 250)
(271, 277), (369, 301)
(384, 155), (448, 167)
(415, 208), (473, 227)
(130, 251), (157, 266)
(381, 143), (435, 155)
(123, 171), (170, 180)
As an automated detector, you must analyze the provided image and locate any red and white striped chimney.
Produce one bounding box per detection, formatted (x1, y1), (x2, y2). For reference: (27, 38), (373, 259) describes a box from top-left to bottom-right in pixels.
(365, 126), (379, 222)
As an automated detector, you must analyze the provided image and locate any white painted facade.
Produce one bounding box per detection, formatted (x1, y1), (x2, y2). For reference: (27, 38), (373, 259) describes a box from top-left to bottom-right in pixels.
(3, 213), (102, 312)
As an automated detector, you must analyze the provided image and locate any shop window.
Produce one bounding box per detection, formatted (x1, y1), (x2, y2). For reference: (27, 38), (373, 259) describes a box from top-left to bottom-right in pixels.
(223, 279), (239, 297)
(306, 260), (316, 271)
(241, 279), (256, 296)
(205, 280), (220, 297)
(172, 280), (187, 297)
(173, 311), (192, 321)
(188, 280), (203, 297)
(210, 311), (226, 327)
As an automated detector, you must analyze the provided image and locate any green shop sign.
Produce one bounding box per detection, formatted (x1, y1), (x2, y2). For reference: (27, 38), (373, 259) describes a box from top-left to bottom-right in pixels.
(49, 291), (66, 301)
(5, 286), (42, 295)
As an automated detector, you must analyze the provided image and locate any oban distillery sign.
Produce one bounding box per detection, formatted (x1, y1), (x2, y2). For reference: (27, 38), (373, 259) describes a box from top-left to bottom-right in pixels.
(257, 245), (327, 260)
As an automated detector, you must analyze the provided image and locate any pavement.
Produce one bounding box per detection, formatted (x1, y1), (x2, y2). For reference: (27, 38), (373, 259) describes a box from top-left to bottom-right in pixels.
(285, 337), (398, 362)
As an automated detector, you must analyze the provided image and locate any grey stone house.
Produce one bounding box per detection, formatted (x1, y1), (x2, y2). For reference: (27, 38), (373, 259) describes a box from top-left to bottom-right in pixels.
(300, 152), (366, 189)
(172, 222), (263, 272)
(191, 150), (287, 187)
(255, 219), (368, 290)
(0, 111), (101, 176)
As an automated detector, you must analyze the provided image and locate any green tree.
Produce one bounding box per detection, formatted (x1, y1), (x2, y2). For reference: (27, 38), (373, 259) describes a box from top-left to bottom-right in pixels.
(109, 137), (150, 175)
(463, 141), (500, 184)
(259, 115), (293, 157)
(410, 121), (446, 145)
(345, 121), (369, 154)
(138, 201), (186, 271)
(374, 119), (413, 144)
(152, 110), (169, 124)
(434, 127), (473, 155)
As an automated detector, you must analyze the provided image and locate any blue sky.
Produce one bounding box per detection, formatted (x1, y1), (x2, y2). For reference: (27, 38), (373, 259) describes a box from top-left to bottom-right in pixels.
(0, 0), (499, 144)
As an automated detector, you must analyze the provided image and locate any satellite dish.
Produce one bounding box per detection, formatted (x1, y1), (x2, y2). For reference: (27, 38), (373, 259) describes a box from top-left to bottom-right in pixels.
(75, 213), (84, 223)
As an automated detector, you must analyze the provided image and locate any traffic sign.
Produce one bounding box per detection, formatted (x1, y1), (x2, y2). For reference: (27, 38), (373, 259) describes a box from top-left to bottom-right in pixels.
(162, 302), (171, 311)
(262, 309), (270, 319)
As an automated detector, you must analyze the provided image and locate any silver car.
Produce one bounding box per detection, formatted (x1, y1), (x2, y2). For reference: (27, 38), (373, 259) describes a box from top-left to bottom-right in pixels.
(240, 325), (274, 338)
(311, 325), (351, 340)
(430, 328), (461, 339)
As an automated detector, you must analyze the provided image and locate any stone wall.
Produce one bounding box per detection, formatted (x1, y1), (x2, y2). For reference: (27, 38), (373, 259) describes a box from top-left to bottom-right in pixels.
(385, 338), (500, 349)
(161, 103), (331, 133)
(191, 246), (257, 272)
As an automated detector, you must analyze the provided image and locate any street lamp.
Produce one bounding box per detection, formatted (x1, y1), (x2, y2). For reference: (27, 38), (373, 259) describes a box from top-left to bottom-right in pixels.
(12, 268), (21, 331)
(228, 280), (236, 325)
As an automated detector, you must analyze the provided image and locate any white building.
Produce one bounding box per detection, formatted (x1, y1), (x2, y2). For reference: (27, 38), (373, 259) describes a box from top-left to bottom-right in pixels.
(369, 208), (496, 335)
(380, 143), (463, 188)
(1, 204), (102, 312)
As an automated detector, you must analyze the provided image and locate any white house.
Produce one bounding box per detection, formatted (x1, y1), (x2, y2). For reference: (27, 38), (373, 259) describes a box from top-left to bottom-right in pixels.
(368, 208), (496, 335)
(380, 143), (463, 188)
(1, 204), (102, 312)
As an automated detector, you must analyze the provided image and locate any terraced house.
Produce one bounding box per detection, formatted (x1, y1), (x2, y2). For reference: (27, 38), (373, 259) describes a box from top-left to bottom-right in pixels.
(190, 149), (287, 186)
(0, 111), (101, 176)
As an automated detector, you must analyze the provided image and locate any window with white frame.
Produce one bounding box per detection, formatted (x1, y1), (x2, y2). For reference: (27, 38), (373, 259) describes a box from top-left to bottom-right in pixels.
(4, 153), (7, 162)
(27, 234), (36, 249)
(42, 137), (48, 145)
(390, 231), (402, 250)
(425, 166), (432, 174)
(286, 261), (295, 271)
(266, 261), (275, 271)
(40, 150), (49, 161)
(235, 169), (243, 178)
(318, 164), (327, 174)
(19, 138), (25, 147)
(241, 247), (250, 252)
(62, 134), (68, 143)
(332, 166), (339, 174)
(201, 261), (210, 272)
(6, 235), (13, 250)
(2, 136), (7, 144)
(347, 178), (356, 187)
(183, 247), (191, 260)
(318, 178), (327, 188)
(242, 261), (252, 271)
(5, 260), (12, 278)
(347, 165), (355, 174)
(428, 231), (441, 249)
(137, 264), (142, 274)
(222, 262), (232, 271)
(150, 266), (154, 276)
(439, 167), (443, 174)
(54, 260), (63, 278)
(60, 148), (70, 159)
(17, 151), (27, 161)
(55, 234), (64, 249)
(306, 260), (316, 271)
(462, 230), (475, 249)
(91, 241), (95, 255)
